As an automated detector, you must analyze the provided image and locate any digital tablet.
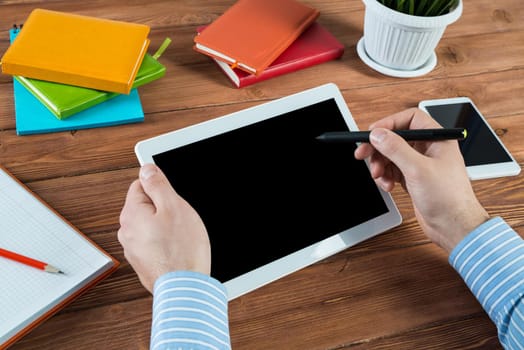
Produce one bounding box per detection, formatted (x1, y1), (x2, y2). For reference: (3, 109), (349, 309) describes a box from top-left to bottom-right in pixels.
(419, 97), (521, 180)
(135, 83), (402, 300)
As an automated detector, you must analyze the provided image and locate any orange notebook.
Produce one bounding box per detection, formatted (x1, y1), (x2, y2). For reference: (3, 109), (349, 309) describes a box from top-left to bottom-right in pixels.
(0, 9), (150, 94)
(193, 0), (319, 75)
(0, 165), (119, 348)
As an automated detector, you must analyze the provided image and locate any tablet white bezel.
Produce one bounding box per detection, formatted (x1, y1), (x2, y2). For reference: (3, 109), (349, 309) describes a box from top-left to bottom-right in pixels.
(135, 83), (402, 300)
(418, 97), (521, 181)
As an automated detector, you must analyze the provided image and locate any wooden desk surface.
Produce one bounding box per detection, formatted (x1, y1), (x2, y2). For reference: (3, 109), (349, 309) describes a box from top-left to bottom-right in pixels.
(1, 0), (522, 349)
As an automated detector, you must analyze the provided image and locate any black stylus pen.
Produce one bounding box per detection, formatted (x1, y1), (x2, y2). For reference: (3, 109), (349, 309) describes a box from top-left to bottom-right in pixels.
(316, 128), (467, 143)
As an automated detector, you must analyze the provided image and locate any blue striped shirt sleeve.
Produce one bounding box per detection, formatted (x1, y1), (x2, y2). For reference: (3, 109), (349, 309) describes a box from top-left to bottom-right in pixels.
(449, 216), (524, 349)
(151, 271), (231, 350)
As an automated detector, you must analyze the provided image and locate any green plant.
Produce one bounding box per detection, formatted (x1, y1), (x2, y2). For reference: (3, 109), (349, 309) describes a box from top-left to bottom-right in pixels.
(378, 0), (459, 16)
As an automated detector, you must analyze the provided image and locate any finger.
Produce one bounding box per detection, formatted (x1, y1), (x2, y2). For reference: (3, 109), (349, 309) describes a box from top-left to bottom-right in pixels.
(139, 163), (178, 212)
(119, 179), (154, 229)
(369, 149), (390, 179)
(354, 142), (375, 160)
(125, 179), (152, 207)
(369, 128), (427, 177)
(375, 176), (394, 192)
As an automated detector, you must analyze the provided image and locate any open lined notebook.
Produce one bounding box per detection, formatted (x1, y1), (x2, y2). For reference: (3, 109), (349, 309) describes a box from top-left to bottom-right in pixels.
(0, 166), (119, 348)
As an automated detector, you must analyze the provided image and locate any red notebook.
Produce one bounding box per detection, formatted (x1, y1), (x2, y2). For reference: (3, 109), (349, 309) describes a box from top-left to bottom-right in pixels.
(193, 0), (319, 75)
(198, 22), (345, 88)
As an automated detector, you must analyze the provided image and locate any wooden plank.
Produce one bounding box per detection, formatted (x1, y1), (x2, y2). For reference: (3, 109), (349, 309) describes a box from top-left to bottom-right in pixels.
(9, 241), (518, 350)
(3, 28), (524, 121)
(2, 0), (523, 349)
(343, 314), (501, 349)
(16, 161), (523, 239)
(7, 242), (500, 349)
(10, 297), (153, 350)
(1, 72), (522, 183)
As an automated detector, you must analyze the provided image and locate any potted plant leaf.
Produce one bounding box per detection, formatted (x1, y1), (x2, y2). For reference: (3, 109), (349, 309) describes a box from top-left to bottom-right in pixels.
(357, 0), (462, 77)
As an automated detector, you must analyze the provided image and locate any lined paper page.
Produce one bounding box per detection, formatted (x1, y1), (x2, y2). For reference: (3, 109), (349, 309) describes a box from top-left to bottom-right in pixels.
(0, 168), (114, 344)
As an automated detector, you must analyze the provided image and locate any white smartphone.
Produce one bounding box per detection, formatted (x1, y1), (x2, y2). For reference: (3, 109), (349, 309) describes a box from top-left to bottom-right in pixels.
(418, 97), (521, 180)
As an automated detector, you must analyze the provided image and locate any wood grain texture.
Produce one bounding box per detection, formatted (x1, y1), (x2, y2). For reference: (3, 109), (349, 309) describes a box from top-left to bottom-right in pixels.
(1, 0), (522, 349)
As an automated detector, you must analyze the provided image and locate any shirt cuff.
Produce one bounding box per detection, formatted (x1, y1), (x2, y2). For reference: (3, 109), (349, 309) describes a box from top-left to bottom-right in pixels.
(151, 271), (231, 350)
(449, 216), (524, 325)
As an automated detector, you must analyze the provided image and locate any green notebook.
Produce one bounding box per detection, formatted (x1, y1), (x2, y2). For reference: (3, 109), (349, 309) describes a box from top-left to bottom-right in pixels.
(14, 38), (171, 120)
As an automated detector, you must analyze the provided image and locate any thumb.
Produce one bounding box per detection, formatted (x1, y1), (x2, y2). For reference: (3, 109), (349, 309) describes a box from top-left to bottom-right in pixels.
(369, 128), (425, 174)
(138, 163), (177, 211)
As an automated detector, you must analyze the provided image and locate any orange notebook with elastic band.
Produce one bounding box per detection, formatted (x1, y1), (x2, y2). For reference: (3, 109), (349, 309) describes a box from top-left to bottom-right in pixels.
(193, 0), (319, 75)
(0, 9), (150, 94)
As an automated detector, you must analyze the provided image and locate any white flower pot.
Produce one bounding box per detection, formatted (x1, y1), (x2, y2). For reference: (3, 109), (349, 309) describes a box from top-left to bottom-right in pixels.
(361, 0), (462, 72)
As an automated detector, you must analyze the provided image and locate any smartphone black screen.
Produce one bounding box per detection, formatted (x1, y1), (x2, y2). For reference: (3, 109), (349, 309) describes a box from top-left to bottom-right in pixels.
(425, 102), (512, 166)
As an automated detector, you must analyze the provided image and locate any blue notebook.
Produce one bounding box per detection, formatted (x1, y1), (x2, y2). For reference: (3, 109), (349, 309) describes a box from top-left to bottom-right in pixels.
(9, 28), (145, 135)
(13, 80), (144, 135)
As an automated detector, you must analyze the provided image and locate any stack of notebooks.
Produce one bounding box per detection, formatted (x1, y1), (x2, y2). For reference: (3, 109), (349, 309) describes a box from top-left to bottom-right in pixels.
(1, 9), (169, 135)
(193, 0), (345, 88)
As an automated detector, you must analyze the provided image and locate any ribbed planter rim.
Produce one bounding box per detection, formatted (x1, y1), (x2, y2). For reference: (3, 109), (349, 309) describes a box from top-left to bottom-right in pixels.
(362, 0), (463, 28)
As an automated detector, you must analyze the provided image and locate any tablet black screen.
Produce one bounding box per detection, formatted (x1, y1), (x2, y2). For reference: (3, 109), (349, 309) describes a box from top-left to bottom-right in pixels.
(153, 98), (388, 282)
